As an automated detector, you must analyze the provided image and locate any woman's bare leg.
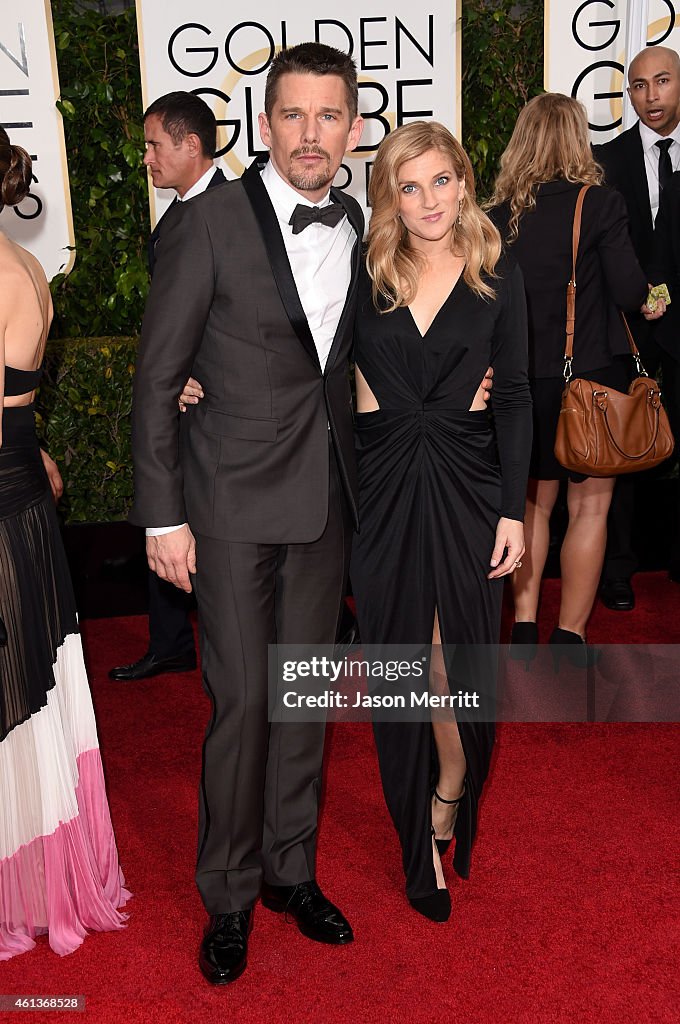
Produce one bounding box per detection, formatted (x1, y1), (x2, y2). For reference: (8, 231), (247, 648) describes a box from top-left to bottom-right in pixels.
(430, 611), (466, 843)
(512, 478), (560, 623)
(559, 476), (615, 636)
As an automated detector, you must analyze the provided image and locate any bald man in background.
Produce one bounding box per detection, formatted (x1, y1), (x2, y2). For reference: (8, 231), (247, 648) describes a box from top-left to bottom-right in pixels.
(593, 45), (680, 609)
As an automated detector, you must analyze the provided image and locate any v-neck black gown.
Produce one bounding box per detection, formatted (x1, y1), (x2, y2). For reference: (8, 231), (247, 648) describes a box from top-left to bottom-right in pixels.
(350, 255), (532, 902)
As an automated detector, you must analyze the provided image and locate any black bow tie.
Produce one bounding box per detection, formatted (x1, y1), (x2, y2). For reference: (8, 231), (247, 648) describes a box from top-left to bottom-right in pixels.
(289, 202), (345, 234)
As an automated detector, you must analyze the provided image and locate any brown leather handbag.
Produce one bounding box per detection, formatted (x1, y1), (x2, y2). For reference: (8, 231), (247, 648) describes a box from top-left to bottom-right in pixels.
(554, 184), (674, 476)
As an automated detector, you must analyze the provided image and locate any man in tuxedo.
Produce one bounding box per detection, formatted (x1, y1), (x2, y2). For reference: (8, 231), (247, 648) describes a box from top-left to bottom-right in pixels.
(130, 44), (364, 984)
(650, 170), (680, 391)
(593, 45), (680, 609)
(110, 92), (224, 681)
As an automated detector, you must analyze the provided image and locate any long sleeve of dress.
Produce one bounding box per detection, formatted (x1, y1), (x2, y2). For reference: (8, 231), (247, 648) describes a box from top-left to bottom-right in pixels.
(489, 260), (533, 521)
(593, 187), (647, 311)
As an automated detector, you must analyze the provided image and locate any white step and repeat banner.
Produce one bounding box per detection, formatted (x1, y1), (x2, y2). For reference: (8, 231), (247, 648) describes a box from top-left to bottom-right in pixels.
(0, 0), (74, 280)
(545, 0), (680, 144)
(135, 3), (462, 228)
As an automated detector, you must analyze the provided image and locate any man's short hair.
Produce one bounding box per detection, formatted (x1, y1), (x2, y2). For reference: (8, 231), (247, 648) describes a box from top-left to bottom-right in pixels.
(264, 43), (359, 122)
(144, 91), (216, 158)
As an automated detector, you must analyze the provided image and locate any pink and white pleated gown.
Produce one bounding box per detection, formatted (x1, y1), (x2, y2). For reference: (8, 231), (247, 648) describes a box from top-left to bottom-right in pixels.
(0, 404), (130, 960)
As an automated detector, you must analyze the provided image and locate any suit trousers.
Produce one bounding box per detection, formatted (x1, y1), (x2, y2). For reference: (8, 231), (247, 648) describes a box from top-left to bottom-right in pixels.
(193, 444), (352, 914)
(147, 569), (196, 657)
(605, 345), (680, 579)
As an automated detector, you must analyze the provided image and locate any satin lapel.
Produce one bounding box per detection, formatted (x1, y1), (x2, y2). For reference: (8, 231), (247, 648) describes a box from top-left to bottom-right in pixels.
(627, 124), (653, 232)
(324, 188), (365, 374)
(241, 158), (321, 373)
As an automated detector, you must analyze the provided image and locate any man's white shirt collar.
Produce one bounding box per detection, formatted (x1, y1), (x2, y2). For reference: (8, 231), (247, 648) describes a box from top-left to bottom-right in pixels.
(178, 165), (216, 203)
(639, 120), (680, 154)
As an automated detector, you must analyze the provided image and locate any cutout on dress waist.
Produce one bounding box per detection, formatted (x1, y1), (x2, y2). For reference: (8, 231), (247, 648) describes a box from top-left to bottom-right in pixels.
(355, 364), (381, 412)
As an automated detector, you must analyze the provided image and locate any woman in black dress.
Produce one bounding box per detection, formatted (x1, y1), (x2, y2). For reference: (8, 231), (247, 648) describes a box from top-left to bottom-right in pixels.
(350, 121), (532, 921)
(487, 94), (658, 661)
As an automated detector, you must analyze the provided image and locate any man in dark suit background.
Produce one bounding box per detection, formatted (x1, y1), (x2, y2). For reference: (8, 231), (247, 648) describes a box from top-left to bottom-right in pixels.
(650, 169), (680, 390)
(130, 44), (364, 985)
(593, 45), (680, 609)
(110, 92), (224, 681)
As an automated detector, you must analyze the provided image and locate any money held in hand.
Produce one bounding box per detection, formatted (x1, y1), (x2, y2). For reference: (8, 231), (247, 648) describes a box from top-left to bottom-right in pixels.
(646, 283), (671, 311)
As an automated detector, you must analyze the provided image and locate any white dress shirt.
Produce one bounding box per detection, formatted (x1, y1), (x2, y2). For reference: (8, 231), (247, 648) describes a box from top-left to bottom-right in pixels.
(261, 158), (354, 372)
(148, 158), (356, 537)
(178, 165), (216, 203)
(639, 120), (680, 223)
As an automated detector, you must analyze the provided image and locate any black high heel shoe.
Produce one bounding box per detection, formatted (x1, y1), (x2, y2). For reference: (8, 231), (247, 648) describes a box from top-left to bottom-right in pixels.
(408, 829), (452, 923)
(432, 787), (464, 856)
(508, 622), (538, 670)
(549, 627), (601, 670)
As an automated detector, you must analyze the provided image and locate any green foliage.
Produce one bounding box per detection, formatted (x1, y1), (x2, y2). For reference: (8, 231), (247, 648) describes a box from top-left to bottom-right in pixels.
(36, 337), (137, 522)
(461, 0), (545, 199)
(50, 1), (149, 338)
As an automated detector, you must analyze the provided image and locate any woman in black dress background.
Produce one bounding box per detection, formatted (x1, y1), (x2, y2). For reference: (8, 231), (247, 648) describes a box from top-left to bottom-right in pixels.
(487, 94), (658, 659)
(350, 122), (532, 921)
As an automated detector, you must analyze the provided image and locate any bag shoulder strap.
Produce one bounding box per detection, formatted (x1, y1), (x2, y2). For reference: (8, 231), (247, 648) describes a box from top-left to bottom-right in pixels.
(563, 184), (640, 373)
(564, 185), (591, 363)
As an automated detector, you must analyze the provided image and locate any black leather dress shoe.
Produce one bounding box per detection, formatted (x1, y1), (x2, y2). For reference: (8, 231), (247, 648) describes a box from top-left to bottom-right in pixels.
(199, 910), (251, 985)
(108, 649), (197, 681)
(261, 880), (354, 945)
(600, 578), (635, 611)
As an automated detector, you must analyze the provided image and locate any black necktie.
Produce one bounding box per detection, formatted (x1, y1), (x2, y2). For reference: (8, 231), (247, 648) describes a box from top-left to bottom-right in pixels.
(289, 202), (345, 235)
(656, 138), (674, 192)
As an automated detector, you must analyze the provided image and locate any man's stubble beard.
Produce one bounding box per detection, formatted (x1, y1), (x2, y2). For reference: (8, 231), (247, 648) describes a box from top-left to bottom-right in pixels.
(286, 148), (334, 193)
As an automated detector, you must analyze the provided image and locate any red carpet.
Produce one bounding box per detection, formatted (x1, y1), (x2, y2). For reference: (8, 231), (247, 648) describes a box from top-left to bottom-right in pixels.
(2, 573), (678, 1023)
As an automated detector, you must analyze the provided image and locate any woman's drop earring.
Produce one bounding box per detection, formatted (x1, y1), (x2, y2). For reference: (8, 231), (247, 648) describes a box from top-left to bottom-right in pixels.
(457, 197), (464, 226)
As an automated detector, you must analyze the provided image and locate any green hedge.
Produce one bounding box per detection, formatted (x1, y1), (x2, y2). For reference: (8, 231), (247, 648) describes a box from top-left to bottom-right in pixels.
(461, 1), (544, 198)
(36, 337), (137, 522)
(50, 0), (149, 339)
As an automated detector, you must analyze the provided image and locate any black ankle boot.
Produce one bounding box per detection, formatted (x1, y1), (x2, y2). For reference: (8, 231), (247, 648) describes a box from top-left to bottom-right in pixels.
(549, 627), (601, 670)
(508, 622), (538, 669)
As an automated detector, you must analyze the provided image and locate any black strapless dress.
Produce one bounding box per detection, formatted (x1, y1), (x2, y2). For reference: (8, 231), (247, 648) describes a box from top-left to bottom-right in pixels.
(350, 257), (532, 901)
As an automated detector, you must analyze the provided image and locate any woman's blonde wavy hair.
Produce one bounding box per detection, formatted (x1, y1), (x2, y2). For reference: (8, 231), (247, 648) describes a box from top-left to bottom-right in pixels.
(366, 121), (501, 311)
(488, 93), (604, 240)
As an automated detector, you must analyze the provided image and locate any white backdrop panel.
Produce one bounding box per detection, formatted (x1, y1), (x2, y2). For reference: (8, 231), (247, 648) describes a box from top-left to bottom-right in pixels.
(0, 0), (75, 281)
(545, 0), (680, 143)
(136, 2), (461, 227)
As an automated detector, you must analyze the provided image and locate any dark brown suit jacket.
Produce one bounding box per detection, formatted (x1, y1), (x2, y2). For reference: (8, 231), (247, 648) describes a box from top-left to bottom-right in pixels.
(147, 167), (226, 275)
(130, 158), (364, 542)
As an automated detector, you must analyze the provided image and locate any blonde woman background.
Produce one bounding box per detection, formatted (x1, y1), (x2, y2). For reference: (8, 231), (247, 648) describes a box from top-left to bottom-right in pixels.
(487, 94), (662, 665)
